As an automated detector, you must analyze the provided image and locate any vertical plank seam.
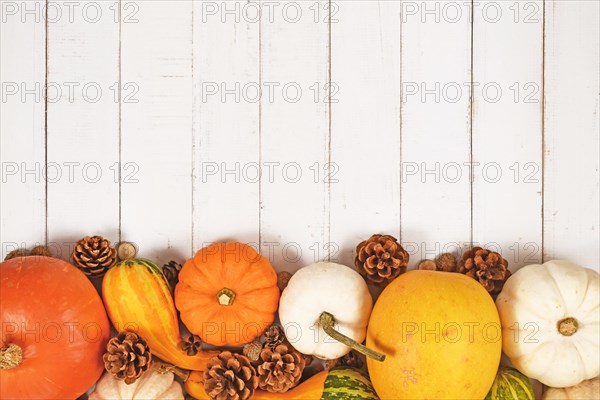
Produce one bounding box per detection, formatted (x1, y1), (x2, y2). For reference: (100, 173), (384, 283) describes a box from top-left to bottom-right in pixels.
(398, 1), (403, 244)
(118, 0), (123, 243)
(44, 0), (49, 246)
(191, 0), (196, 255)
(469, 0), (475, 247)
(327, 0), (332, 261)
(541, 0), (547, 263)
(258, 0), (263, 252)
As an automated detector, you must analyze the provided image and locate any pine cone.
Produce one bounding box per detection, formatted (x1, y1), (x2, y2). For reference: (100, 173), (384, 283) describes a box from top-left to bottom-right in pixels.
(256, 344), (306, 393)
(277, 271), (292, 292)
(203, 351), (258, 400)
(103, 331), (152, 384)
(458, 247), (511, 297)
(264, 325), (285, 350)
(163, 260), (182, 287)
(355, 234), (409, 284)
(182, 334), (202, 356)
(72, 236), (117, 277)
(436, 253), (457, 272)
(340, 350), (364, 369)
(4, 249), (30, 260)
(324, 351), (364, 370)
(243, 340), (262, 363)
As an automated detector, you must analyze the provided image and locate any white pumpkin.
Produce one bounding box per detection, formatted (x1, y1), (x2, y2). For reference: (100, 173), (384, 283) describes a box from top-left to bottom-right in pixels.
(89, 368), (184, 400)
(543, 377), (600, 400)
(496, 260), (599, 388)
(278, 262), (374, 360)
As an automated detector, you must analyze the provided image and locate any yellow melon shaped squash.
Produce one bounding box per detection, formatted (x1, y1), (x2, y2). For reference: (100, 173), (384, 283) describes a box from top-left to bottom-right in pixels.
(367, 270), (502, 399)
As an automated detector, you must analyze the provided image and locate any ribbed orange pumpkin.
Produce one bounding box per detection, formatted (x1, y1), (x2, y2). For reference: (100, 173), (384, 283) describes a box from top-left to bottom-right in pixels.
(175, 242), (280, 346)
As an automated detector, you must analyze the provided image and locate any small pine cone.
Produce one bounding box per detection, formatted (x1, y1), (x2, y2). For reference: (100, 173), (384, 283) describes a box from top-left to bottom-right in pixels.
(163, 260), (183, 287)
(256, 344), (306, 393)
(324, 358), (341, 370)
(243, 339), (263, 363)
(4, 249), (30, 261)
(30, 245), (51, 257)
(418, 260), (437, 271)
(182, 335), (202, 356)
(103, 331), (152, 385)
(277, 271), (292, 292)
(72, 236), (117, 277)
(203, 351), (258, 400)
(264, 325), (285, 350)
(436, 253), (457, 272)
(340, 350), (364, 369)
(458, 247), (511, 297)
(355, 234), (409, 284)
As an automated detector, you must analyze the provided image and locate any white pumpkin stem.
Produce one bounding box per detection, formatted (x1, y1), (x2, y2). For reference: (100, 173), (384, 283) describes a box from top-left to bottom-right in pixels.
(557, 317), (579, 336)
(217, 288), (236, 306)
(154, 361), (191, 382)
(0, 343), (22, 370)
(318, 312), (386, 362)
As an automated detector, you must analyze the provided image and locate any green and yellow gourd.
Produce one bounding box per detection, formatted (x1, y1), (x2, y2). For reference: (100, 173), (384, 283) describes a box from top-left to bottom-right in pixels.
(185, 367), (378, 400)
(485, 367), (535, 400)
(102, 259), (219, 371)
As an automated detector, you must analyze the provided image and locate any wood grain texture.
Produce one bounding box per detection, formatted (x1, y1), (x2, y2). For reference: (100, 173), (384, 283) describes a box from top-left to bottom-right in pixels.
(330, 1), (402, 268)
(46, 1), (120, 259)
(192, 0), (260, 252)
(472, 0), (543, 270)
(400, 0), (472, 267)
(260, 1), (330, 271)
(544, 0), (600, 270)
(0, 0), (47, 259)
(120, 0), (193, 264)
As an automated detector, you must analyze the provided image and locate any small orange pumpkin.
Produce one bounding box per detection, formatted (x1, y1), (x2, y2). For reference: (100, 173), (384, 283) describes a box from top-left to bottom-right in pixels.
(175, 242), (279, 346)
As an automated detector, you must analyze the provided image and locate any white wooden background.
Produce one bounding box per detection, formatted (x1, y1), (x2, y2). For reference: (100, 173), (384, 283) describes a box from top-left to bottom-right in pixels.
(1, 0), (599, 275)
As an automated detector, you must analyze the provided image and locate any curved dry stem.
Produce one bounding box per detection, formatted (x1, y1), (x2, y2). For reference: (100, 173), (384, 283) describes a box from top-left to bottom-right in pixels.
(318, 312), (385, 362)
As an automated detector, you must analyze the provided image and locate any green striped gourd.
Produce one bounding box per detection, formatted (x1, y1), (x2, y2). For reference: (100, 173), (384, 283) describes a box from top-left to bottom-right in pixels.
(485, 367), (535, 400)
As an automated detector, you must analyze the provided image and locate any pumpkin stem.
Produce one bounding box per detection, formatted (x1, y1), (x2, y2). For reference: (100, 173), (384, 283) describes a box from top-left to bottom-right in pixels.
(557, 317), (578, 336)
(154, 361), (191, 382)
(0, 343), (22, 370)
(318, 312), (386, 362)
(217, 288), (236, 306)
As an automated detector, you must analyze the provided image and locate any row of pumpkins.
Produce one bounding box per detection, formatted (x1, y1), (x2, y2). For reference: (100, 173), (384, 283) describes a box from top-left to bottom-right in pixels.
(1, 241), (599, 399)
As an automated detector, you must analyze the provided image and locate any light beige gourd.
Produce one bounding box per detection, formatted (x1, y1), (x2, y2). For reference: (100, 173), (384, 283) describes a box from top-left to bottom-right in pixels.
(543, 377), (600, 400)
(496, 260), (599, 388)
(89, 368), (184, 400)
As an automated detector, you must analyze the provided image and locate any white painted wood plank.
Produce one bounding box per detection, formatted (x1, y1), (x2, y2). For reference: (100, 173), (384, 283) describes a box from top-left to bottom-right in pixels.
(472, 1), (543, 270)
(0, 1), (47, 259)
(544, 0), (600, 270)
(400, 0), (472, 266)
(121, 1), (193, 264)
(260, 1), (329, 272)
(46, 1), (120, 259)
(192, 1), (260, 251)
(330, 1), (401, 267)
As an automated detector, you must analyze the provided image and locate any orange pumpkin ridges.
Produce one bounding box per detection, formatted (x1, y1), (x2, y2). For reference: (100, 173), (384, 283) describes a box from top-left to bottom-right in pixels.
(175, 242), (280, 347)
(102, 258), (219, 371)
(1, 256), (110, 400)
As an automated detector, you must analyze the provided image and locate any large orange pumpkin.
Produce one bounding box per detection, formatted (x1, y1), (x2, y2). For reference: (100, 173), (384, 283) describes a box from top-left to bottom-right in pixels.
(175, 242), (280, 346)
(1, 256), (110, 399)
(367, 270), (501, 399)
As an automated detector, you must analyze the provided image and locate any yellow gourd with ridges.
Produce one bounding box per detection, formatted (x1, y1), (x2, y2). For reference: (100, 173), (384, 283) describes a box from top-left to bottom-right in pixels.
(102, 259), (219, 371)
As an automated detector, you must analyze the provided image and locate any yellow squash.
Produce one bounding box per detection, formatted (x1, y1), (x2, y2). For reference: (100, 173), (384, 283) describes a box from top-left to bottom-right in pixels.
(102, 259), (218, 371)
(367, 270), (502, 399)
